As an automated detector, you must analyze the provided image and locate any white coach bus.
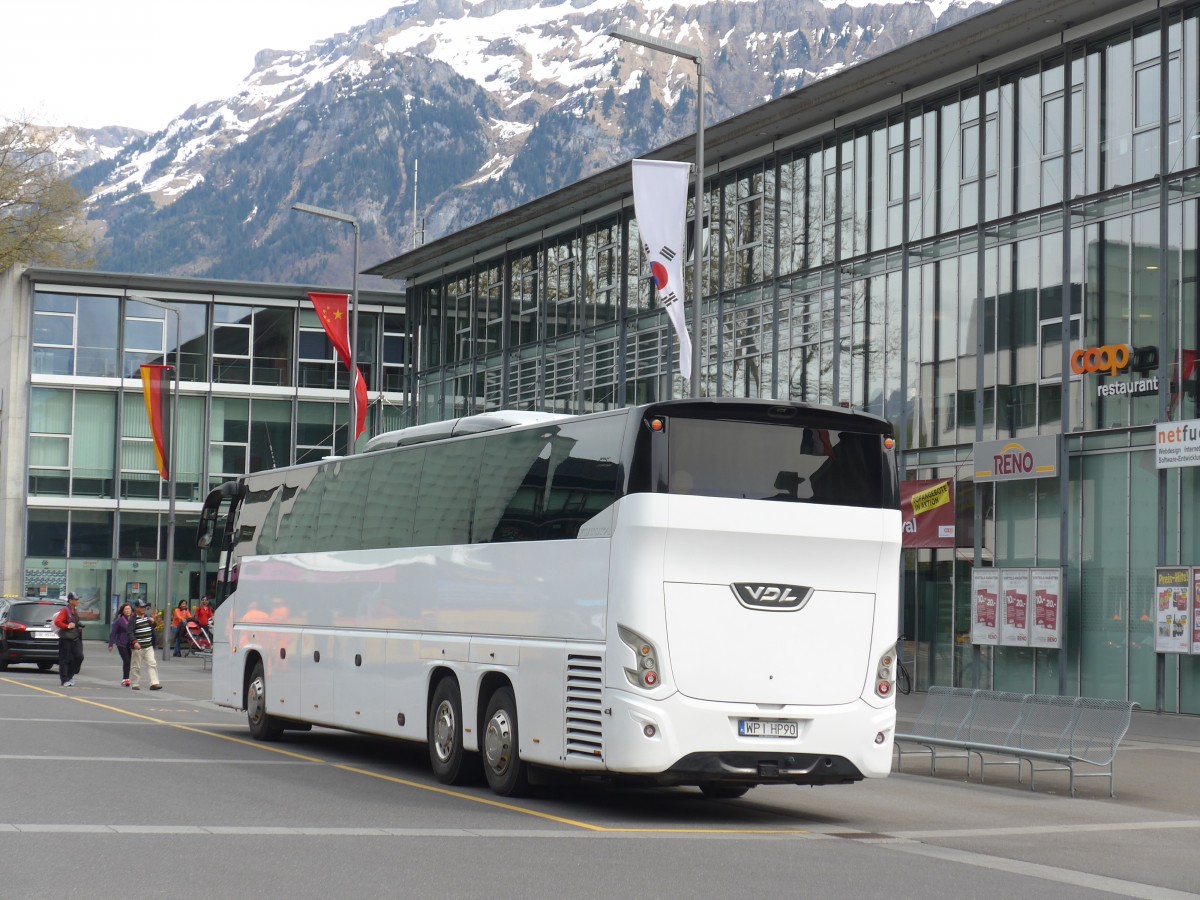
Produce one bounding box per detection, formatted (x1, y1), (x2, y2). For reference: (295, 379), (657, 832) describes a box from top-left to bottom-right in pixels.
(197, 398), (902, 798)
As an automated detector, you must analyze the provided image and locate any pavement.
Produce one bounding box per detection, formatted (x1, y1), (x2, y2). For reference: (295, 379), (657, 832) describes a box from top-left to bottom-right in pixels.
(4, 640), (1197, 898)
(68, 638), (1200, 813)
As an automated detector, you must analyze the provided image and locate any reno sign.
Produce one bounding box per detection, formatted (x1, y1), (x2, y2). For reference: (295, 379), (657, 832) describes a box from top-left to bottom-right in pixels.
(973, 435), (1060, 483)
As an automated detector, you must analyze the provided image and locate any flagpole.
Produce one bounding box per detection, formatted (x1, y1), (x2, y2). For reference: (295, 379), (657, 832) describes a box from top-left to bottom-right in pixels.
(130, 296), (181, 660)
(293, 202), (362, 455)
(608, 26), (706, 398)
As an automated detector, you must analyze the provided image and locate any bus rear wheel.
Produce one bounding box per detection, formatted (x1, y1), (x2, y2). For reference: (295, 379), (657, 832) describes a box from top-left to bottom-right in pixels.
(428, 678), (476, 784)
(246, 661), (284, 741)
(482, 686), (528, 797)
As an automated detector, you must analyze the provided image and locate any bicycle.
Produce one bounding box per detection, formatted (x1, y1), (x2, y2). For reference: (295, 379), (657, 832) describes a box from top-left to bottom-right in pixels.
(895, 634), (912, 695)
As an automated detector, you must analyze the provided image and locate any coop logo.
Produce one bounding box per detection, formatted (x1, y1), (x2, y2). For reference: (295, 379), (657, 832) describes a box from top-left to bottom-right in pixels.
(1071, 343), (1130, 377)
(731, 583), (813, 611)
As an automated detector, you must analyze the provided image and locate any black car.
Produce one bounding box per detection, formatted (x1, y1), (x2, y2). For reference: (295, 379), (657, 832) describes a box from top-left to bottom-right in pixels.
(0, 599), (68, 671)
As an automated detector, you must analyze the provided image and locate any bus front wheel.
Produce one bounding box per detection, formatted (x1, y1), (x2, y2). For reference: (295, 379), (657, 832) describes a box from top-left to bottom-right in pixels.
(428, 678), (476, 784)
(482, 686), (528, 797)
(246, 661), (284, 741)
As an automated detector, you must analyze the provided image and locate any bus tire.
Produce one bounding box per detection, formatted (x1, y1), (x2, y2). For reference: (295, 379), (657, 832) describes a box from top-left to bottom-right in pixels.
(699, 783), (751, 800)
(428, 678), (475, 784)
(246, 661), (284, 742)
(482, 686), (528, 797)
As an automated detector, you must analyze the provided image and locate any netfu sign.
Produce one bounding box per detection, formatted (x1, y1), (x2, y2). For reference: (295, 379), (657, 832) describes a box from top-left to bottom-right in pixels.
(973, 435), (1060, 483)
(1155, 418), (1200, 469)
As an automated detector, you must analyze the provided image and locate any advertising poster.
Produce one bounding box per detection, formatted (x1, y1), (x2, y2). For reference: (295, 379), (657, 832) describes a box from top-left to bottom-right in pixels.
(900, 479), (955, 548)
(1029, 567), (1063, 649)
(971, 568), (1001, 646)
(1194, 568), (1200, 655)
(1001, 568), (1031, 647)
(1154, 567), (1191, 654)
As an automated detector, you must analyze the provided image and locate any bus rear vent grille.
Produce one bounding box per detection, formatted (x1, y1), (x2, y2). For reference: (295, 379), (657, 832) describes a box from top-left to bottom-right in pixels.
(565, 653), (604, 761)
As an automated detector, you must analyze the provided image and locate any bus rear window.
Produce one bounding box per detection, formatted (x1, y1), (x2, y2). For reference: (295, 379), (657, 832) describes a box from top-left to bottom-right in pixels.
(666, 417), (891, 509)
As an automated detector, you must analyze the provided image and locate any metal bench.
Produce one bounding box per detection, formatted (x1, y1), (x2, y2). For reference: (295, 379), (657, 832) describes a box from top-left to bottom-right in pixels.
(895, 686), (1138, 797)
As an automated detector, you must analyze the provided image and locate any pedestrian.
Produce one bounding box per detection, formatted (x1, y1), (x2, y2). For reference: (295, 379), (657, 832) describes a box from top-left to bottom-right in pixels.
(53, 592), (85, 687)
(195, 595), (214, 639)
(128, 601), (162, 691)
(108, 602), (134, 687)
(170, 599), (193, 657)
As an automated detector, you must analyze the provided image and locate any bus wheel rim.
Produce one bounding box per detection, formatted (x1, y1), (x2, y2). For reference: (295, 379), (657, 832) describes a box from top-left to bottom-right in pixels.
(433, 701), (456, 762)
(248, 676), (265, 724)
(484, 710), (512, 774)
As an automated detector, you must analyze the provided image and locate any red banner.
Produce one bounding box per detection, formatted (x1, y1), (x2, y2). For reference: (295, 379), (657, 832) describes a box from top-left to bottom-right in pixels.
(309, 292), (368, 440)
(900, 479), (955, 548)
(139, 364), (172, 480)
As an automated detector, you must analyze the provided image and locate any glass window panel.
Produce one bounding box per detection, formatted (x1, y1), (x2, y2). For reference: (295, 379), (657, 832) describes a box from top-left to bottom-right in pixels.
(413, 438), (484, 546)
(70, 511), (114, 558)
(27, 509), (68, 557)
(1135, 65), (1160, 128)
(176, 302), (209, 382)
(213, 325), (250, 356)
(125, 319), (164, 352)
(250, 399), (292, 472)
(30, 388), (72, 433)
(253, 307), (294, 386)
(76, 296), (119, 377)
(118, 512), (159, 560)
(30, 436), (69, 467)
(1043, 96), (1065, 155)
(72, 391), (116, 497)
(362, 447), (423, 549)
(34, 313), (73, 345)
(315, 460), (372, 551)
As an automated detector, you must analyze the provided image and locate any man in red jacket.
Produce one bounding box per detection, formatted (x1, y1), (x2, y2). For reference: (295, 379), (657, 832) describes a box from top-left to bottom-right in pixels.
(53, 593), (85, 687)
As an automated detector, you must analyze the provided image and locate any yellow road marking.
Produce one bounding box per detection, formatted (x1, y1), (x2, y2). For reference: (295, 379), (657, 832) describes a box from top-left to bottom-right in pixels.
(2, 677), (808, 835)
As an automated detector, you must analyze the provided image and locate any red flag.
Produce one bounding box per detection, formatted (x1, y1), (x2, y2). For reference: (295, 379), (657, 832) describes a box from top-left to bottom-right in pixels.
(139, 364), (172, 480)
(309, 292), (368, 439)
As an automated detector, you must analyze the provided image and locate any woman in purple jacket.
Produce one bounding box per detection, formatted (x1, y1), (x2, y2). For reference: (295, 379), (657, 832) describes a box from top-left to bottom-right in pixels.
(107, 602), (134, 687)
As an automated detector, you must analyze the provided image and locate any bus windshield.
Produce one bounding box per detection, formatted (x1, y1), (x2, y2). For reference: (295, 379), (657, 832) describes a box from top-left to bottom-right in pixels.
(666, 417), (893, 509)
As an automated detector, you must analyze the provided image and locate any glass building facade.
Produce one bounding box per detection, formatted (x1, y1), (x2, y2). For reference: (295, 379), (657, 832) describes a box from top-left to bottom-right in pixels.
(4, 273), (408, 630)
(377, 4), (1200, 712)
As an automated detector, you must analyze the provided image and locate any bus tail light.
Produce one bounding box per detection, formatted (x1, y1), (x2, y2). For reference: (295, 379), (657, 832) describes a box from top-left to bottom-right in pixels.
(875, 647), (897, 698)
(618, 625), (660, 690)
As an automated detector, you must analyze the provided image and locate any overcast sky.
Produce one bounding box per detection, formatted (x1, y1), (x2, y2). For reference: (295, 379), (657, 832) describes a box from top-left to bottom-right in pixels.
(2, 1), (394, 132)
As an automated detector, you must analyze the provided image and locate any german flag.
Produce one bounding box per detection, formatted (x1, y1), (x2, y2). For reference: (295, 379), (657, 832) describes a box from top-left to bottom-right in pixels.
(140, 364), (172, 480)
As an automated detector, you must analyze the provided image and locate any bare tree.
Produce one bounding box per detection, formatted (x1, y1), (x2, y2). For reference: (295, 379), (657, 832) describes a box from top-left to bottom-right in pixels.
(0, 118), (96, 271)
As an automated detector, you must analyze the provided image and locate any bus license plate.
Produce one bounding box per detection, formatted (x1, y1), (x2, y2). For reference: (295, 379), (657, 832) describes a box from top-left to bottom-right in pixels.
(738, 719), (798, 738)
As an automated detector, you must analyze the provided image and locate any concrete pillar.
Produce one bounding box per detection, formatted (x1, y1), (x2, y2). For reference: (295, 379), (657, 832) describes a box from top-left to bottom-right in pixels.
(0, 264), (30, 598)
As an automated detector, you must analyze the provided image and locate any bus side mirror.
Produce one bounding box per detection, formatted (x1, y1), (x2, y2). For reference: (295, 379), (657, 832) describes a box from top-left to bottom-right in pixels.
(197, 516), (216, 550)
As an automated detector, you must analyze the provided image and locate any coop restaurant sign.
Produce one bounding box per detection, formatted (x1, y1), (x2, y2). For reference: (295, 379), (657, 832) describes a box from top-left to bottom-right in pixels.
(1072, 342), (1157, 397)
(973, 435), (1060, 483)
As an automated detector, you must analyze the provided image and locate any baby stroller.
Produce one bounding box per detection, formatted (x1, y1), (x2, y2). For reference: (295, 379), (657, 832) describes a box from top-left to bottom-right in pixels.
(179, 620), (212, 656)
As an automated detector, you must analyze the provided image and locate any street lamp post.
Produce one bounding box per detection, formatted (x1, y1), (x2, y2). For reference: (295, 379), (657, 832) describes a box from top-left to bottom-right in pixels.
(129, 295), (180, 661)
(608, 25), (705, 398)
(292, 202), (361, 454)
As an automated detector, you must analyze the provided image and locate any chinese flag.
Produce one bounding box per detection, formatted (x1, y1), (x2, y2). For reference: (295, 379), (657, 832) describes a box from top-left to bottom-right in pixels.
(309, 292), (368, 439)
(139, 364), (172, 480)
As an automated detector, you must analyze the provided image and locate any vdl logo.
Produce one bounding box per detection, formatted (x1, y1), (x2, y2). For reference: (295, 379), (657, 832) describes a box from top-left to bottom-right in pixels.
(731, 583), (813, 611)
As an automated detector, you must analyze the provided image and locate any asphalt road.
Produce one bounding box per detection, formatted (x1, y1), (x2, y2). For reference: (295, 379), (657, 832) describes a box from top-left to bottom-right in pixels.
(1, 647), (1197, 899)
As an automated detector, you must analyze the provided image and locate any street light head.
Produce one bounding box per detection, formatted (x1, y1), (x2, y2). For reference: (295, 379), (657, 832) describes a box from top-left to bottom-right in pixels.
(608, 25), (700, 63)
(292, 202), (357, 226)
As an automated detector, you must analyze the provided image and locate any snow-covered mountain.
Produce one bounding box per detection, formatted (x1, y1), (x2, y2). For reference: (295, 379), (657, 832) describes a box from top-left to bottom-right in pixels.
(67, 0), (1000, 286)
